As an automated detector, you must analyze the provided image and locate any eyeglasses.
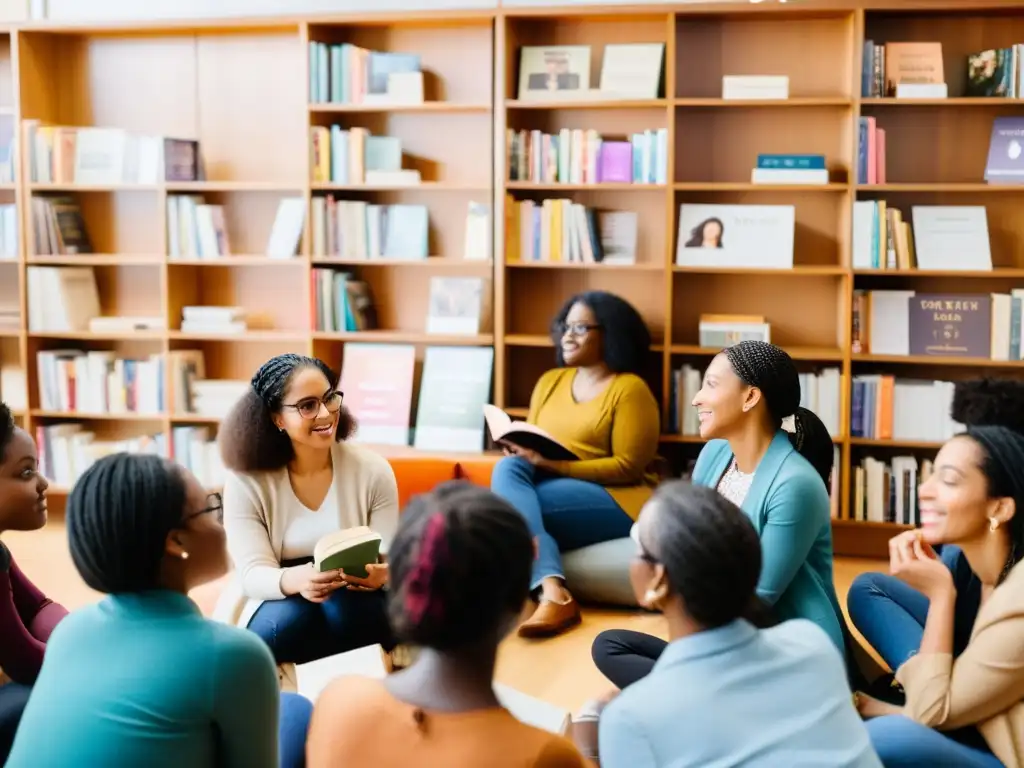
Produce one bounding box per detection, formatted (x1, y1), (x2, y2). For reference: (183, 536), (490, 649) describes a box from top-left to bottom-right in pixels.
(558, 322), (601, 338)
(184, 492), (223, 525)
(282, 391), (344, 420)
(630, 522), (658, 564)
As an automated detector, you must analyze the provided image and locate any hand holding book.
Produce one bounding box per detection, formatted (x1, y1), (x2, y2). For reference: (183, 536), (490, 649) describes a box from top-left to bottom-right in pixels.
(342, 562), (388, 592)
(281, 564), (347, 604)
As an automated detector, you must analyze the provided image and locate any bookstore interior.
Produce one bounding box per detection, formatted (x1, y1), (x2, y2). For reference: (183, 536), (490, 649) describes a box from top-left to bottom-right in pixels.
(0, 1), (1022, 559)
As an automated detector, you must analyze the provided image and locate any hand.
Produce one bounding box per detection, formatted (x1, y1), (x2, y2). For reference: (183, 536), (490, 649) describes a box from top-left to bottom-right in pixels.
(889, 532), (955, 601)
(853, 691), (902, 719)
(282, 564), (346, 604)
(502, 443), (554, 470)
(343, 562), (388, 592)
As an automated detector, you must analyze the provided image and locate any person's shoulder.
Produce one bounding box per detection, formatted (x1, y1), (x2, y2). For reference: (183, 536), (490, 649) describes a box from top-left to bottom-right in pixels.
(763, 618), (839, 661)
(223, 465), (278, 497)
(207, 618), (276, 668)
(42, 601), (97, 649)
(693, 438), (730, 481)
(335, 441), (395, 481)
(536, 368), (571, 390)
(530, 731), (590, 767)
(775, 449), (830, 502)
(610, 373), (657, 401)
(315, 675), (391, 720)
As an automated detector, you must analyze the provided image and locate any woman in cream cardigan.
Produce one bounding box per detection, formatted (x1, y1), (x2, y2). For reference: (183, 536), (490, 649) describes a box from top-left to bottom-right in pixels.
(214, 354), (399, 678)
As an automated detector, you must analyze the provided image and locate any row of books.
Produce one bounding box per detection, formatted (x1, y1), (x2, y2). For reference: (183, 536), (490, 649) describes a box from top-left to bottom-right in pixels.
(850, 375), (960, 443)
(31, 197), (90, 256)
(506, 128), (668, 185)
(504, 197), (637, 265)
(852, 454), (930, 527)
(167, 196), (306, 261)
(310, 127), (419, 187)
(856, 117), (886, 185)
(862, 40), (1024, 99)
(308, 43), (422, 106)
(309, 200), (427, 260)
(37, 350), (164, 415)
(853, 289), (1024, 361)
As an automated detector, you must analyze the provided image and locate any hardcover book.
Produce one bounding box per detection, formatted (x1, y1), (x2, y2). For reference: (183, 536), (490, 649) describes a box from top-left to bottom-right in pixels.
(908, 293), (991, 358)
(482, 404), (578, 461)
(313, 526), (382, 578)
(985, 117), (1024, 184)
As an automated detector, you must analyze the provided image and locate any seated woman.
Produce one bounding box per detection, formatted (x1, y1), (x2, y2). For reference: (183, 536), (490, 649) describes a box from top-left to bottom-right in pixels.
(851, 379), (1024, 768)
(6, 453), (312, 768)
(215, 353), (399, 674)
(305, 481), (588, 768)
(598, 481), (880, 768)
(592, 341), (844, 690)
(491, 290), (661, 638)
(0, 401), (67, 760)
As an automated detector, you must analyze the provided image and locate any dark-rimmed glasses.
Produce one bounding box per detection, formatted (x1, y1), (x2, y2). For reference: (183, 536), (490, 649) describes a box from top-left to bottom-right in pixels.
(282, 391), (344, 420)
(184, 492), (223, 525)
(558, 322), (601, 338)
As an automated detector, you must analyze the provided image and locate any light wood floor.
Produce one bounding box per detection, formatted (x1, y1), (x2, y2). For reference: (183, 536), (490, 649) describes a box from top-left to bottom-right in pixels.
(5, 523), (883, 713)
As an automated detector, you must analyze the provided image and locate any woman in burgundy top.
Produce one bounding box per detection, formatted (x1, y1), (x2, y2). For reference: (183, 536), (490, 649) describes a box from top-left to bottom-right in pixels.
(0, 401), (67, 757)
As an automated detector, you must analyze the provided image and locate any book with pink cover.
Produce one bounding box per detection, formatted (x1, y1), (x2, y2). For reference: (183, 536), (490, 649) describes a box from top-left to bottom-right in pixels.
(482, 404), (578, 461)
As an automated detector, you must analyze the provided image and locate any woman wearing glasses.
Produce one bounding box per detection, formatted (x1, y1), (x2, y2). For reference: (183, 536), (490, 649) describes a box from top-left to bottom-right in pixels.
(6, 453), (312, 768)
(490, 291), (661, 638)
(214, 354), (399, 678)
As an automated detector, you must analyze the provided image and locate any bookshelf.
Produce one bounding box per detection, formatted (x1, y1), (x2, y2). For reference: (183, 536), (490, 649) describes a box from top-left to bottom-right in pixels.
(1, 4), (1023, 557)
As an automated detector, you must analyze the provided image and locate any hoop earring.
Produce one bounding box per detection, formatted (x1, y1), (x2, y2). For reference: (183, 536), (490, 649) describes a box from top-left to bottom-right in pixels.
(989, 517), (1000, 533)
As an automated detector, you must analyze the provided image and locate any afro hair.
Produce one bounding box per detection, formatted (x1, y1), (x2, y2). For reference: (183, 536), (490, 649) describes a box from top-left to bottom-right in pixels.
(0, 400), (13, 462)
(951, 378), (1024, 434)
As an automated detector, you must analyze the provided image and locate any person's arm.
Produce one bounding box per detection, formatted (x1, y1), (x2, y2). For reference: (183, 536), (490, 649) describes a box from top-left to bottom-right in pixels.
(597, 699), (656, 768)
(0, 565), (48, 683)
(756, 473), (830, 606)
(212, 630), (280, 768)
(222, 472), (287, 601)
(548, 380), (660, 485)
(365, 456), (400, 555)
(9, 558), (67, 641)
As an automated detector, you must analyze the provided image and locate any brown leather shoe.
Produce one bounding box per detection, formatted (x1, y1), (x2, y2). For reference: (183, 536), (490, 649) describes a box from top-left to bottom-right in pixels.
(517, 597), (581, 638)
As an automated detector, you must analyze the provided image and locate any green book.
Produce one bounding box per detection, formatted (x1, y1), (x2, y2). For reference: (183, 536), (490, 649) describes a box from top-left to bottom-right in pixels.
(313, 526), (382, 578)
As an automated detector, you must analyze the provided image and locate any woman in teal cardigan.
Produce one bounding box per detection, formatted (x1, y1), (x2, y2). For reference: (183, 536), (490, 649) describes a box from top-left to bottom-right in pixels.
(589, 341), (845, 693)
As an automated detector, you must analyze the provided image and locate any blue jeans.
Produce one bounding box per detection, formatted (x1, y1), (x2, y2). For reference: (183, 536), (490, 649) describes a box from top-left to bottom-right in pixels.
(866, 716), (1003, 767)
(490, 456), (634, 590)
(279, 692), (312, 768)
(248, 581), (395, 665)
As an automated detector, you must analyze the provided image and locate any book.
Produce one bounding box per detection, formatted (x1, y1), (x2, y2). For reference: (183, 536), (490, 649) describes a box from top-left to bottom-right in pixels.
(313, 526), (382, 578)
(482, 404), (578, 461)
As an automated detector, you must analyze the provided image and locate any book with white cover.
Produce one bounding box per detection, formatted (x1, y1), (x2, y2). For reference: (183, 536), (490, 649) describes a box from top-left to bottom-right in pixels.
(676, 204), (794, 269)
(911, 206), (992, 271)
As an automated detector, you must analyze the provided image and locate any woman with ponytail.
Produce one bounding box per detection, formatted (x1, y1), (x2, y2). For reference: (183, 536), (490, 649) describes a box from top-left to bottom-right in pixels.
(851, 378), (1024, 767)
(305, 481), (588, 767)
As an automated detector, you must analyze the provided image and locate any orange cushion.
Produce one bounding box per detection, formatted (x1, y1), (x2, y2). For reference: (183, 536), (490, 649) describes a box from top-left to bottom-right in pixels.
(387, 457), (459, 508)
(455, 455), (501, 488)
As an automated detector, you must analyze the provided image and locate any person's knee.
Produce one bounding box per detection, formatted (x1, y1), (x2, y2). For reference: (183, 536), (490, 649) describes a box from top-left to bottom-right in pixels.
(490, 456), (532, 488)
(591, 630), (616, 666)
(248, 598), (318, 654)
(847, 571), (889, 623)
(865, 715), (919, 761)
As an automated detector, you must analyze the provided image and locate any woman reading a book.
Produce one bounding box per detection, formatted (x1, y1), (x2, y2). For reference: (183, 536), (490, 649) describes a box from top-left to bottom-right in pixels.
(216, 353), (400, 677)
(5, 452), (313, 768)
(589, 341), (846, 694)
(0, 401), (67, 761)
(849, 379), (1024, 768)
(306, 480), (588, 768)
(490, 291), (661, 638)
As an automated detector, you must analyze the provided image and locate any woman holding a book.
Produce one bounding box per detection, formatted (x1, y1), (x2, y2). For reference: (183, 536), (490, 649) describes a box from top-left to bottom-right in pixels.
(850, 379), (1023, 768)
(216, 353), (400, 680)
(490, 291), (661, 639)
(5, 452), (313, 768)
(0, 401), (67, 761)
(306, 480), (589, 767)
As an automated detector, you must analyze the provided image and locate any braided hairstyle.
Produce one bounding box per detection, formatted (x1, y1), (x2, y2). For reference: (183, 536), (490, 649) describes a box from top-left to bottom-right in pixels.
(66, 453), (188, 594)
(724, 341), (834, 489)
(0, 401), (14, 463)
(387, 481), (533, 652)
(218, 353), (356, 473)
(950, 378), (1024, 584)
(646, 480), (763, 629)
(550, 291), (651, 375)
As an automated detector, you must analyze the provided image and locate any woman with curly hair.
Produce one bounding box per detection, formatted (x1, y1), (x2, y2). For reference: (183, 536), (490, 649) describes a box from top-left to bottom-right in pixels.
(0, 401), (66, 760)
(851, 378), (1024, 767)
(490, 291), (661, 638)
(213, 354), (400, 680)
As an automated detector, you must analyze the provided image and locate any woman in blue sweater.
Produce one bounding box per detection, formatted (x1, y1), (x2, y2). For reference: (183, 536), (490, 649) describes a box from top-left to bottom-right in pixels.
(590, 341), (845, 691)
(7, 453), (313, 768)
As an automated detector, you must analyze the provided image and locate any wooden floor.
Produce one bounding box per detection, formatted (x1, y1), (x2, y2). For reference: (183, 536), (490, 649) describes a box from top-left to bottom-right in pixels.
(5, 522), (883, 713)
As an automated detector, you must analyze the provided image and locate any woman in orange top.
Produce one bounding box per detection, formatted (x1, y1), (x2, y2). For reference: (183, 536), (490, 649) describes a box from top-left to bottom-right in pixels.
(490, 291), (661, 638)
(305, 481), (588, 768)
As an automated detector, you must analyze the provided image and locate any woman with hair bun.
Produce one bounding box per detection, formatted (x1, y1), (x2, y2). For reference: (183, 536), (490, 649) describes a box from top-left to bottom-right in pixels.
(214, 354), (399, 676)
(306, 481), (588, 767)
(590, 341), (845, 693)
(851, 378), (1024, 767)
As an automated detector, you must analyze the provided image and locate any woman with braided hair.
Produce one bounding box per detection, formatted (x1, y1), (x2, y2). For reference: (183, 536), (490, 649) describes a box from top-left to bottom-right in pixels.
(213, 353), (399, 678)
(306, 481), (588, 767)
(850, 378), (1024, 767)
(596, 481), (880, 768)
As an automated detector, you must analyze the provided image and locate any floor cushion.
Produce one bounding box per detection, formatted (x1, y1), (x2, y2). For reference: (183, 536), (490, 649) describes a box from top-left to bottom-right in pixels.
(562, 537), (638, 607)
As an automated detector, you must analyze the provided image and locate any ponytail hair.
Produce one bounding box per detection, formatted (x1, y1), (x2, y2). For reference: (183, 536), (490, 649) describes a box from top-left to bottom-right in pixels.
(784, 406), (835, 489)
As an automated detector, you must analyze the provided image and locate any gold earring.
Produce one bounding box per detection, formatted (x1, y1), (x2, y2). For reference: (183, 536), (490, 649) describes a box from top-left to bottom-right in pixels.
(989, 517), (999, 533)
(181, 551), (190, 560)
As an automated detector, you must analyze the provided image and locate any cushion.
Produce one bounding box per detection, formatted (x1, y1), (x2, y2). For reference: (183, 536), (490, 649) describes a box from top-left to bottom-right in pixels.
(388, 457), (458, 507)
(562, 537), (638, 607)
(455, 456), (500, 487)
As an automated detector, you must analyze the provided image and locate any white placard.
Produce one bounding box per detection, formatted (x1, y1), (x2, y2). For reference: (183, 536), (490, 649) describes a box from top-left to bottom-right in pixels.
(676, 204), (795, 270)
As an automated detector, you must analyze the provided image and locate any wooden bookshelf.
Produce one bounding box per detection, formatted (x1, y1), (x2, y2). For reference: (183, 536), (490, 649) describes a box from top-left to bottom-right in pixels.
(0, 3), (1022, 556)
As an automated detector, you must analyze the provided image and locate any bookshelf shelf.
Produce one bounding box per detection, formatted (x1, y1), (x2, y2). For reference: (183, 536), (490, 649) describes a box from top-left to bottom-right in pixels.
(673, 182), (849, 192)
(30, 410), (164, 422)
(506, 99), (669, 110)
(673, 266), (846, 276)
(310, 102), (491, 113)
(861, 98), (1024, 106)
(852, 354), (1024, 369)
(674, 98), (853, 108)
(507, 261), (664, 272)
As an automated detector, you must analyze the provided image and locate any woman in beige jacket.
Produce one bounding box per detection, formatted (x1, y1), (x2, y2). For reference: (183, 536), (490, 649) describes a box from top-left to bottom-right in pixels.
(854, 379), (1024, 768)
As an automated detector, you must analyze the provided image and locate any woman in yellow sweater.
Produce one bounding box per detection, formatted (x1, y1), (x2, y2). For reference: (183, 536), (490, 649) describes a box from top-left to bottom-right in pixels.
(491, 291), (661, 638)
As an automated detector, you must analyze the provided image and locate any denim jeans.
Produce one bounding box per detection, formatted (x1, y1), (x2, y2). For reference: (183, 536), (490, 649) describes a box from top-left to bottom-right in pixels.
(490, 456), (634, 590)
(865, 716), (1003, 768)
(279, 693), (313, 768)
(248, 575), (395, 665)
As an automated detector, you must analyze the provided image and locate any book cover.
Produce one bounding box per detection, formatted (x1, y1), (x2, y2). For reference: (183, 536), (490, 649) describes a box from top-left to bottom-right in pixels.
(675, 204), (794, 270)
(908, 293), (991, 358)
(413, 346), (494, 453)
(313, 526), (382, 577)
(339, 343), (416, 446)
(985, 117), (1024, 183)
(483, 404), (578, 461)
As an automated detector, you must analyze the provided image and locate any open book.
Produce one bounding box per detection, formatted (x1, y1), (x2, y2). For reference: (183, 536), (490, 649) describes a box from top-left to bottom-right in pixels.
(313, 526), (382, 577)
(483, 404), (578, 462)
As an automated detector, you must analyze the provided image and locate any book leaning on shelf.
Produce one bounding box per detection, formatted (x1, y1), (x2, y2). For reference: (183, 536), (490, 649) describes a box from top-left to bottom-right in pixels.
(482, 405), (578, 462)
(313, 526), (382, 578)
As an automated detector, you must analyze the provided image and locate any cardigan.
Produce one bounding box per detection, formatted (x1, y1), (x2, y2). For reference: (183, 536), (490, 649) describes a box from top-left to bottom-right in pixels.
(6, 590), (279, 768)
(212, 441), (400, 630)
(896, 558), (1024, 768)
(528, 368), (661, 519)
(599, 619), (881, 768)
(0, 542), (67, 684)
(692, 431), (845, 655)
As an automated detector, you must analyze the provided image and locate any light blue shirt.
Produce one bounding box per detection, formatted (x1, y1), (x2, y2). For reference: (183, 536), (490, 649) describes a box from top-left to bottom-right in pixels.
(7, 590), (279, 768)
(599, 619), (882, 768)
